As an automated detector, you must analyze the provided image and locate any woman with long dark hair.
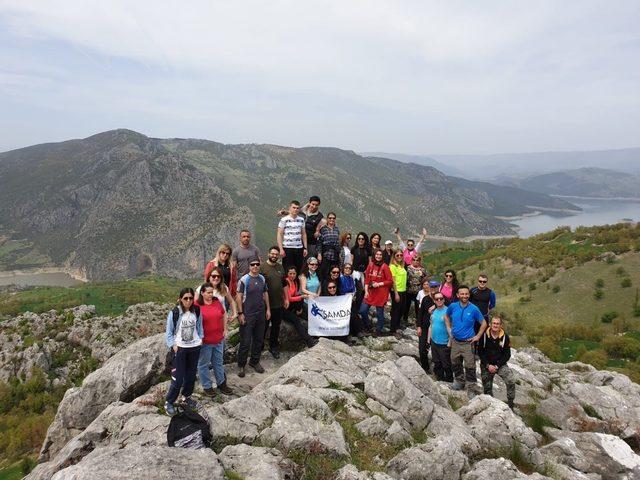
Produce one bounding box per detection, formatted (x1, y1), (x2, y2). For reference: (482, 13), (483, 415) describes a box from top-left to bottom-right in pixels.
(321, 265), (342, 296)
(440, 269), (459, 305)
(205, 267), (238, 320)
(283, 266), (318, 347)
(359, 248), (393, 336)
(196, 282), (233, 396)
(351, 232), (370, 274)
(165, 287), (203, 415)
(339, 232), (352, 266)
(369, 232), (381, 254)
(340, 263), (364, 338)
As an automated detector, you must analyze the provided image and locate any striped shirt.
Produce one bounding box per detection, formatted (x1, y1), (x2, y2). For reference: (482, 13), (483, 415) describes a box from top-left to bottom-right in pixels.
(278, 215), (305, 248)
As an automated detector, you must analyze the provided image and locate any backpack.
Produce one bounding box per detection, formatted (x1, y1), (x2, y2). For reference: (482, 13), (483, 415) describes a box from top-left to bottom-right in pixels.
(239, 274), (265, 304)
(163, 305), (201, 375)
(167, 405), (211, 449)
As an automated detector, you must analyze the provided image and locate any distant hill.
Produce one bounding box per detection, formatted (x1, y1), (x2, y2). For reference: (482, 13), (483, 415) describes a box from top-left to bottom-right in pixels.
(360, 152), (465, 177)
(0, 130), (578, 280)
(511, 167), (640, 199)
(429, 148), (640, 179)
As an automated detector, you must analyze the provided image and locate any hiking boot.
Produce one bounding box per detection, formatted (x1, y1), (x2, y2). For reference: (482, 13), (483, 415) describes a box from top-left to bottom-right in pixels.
(238, 366), (246, 378)
(203, 387), (216, 397)
(452, 381), (465, 391)
(183, 397), (198, 409)
(218, 381), (234, 395)
(269, 348), (280, 359)
(250, 362), (265, 374)
(507, 399), (515, 410)
(164, 402), (176, 416)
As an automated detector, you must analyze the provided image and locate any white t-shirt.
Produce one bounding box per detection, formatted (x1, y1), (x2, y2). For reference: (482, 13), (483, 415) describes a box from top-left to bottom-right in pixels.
(278, 215), (305, 248)
(175, 311), (202, 348)
(416, 290), (429, 305)
(343, 246), (353, 265)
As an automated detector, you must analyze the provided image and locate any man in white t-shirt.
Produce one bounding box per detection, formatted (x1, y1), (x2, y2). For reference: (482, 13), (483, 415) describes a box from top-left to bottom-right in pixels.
(277, 200), (307, 274)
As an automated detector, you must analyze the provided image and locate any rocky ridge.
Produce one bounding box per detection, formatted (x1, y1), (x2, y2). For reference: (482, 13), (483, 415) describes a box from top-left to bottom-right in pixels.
(23, 311), (640, 480)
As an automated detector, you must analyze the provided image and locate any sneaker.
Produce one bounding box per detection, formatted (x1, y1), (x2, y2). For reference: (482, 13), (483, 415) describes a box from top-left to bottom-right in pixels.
(203, 387), (216, 397)
(183, 397), (198, 409)
(218, 382), (234, 395)
(164, 402), (176, 416)
(238, 367), (246, 378)
(269, 349), (280, 359)
(452, 382), (465, 391)
(250, 362), (265, 374)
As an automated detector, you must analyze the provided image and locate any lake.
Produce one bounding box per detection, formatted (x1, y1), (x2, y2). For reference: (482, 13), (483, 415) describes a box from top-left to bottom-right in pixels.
(511, 198), (640, 238)
(0, 271), (85, 287)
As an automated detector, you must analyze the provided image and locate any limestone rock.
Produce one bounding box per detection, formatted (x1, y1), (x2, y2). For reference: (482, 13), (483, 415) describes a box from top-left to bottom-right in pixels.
(457, 395), (541, 464)
(39, 333), (166, 460)
(219, 444), (299, 480)
(356, 415), (388, 436)
(462, 458), (551, 479)
(50, 446), (224, 480)
(427, 405), (480, 456)
(385, 421), (413, 445)
(394, 355), (449, 408)
(387, 435), (470, 480)
(334, 464), (394, 480)
(364, 359), (434, 431)
(259, 409), (349, 456)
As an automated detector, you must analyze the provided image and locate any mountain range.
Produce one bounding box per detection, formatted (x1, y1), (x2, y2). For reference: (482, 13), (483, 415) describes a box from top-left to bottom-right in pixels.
(0, 129), (579, 280)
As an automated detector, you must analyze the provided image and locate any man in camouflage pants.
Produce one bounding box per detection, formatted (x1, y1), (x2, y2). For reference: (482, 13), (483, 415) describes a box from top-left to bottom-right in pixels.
(478, 316), (516, 409)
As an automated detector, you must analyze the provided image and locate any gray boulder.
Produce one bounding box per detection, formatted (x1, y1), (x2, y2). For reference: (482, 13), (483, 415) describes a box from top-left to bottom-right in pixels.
(39, 333), (166, 460)
(50, 446), (224, 480)
(335, 464), (394, 480)
(219, 444), (299, 480)
(356, 415), (389, 436)
(387, 435), (470, 480)
(462, 458), (550, 479)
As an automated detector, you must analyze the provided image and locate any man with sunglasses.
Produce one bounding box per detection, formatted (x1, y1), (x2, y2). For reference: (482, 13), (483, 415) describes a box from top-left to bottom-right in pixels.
(236, 260), (271, 377)
(470, 274), (496, 324)
(394, 227), (428, 266)
(445, 285), (487, 397)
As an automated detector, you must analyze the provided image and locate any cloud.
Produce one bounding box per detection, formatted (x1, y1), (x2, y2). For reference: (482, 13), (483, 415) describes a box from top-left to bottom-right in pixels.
(0, 0), (638, 153)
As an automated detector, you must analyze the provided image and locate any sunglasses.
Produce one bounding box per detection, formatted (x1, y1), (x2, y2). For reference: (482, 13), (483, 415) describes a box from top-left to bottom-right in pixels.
(331, 271), (340, 274)
(182, 296), (194, 301)
(328, 285), (337, 289)
(344, 266), (352, 270)
(328, 217), (336, 220)
(478, 280), (487, 284)
(434, 297), (445, 301)
(250, 263), (260, 267)
(445, 274), (453, 278)
(210, 274), (221, 278)
(220, 251), (230, 255)
(395, 254), (403, 258)
(309, 262), (318, 266)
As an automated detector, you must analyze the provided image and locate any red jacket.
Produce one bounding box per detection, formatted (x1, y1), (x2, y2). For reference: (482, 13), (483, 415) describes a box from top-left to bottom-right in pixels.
(364, 262), (393, 307)
(195, 299), (226, 344)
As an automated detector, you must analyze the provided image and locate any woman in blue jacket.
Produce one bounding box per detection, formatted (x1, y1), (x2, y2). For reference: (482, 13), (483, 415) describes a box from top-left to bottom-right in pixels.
(165, 287), (204, 415)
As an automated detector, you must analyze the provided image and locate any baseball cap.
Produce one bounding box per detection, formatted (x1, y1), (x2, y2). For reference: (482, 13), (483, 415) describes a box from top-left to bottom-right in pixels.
(428, 280), (441, 288)
(384, 240), (393, 245)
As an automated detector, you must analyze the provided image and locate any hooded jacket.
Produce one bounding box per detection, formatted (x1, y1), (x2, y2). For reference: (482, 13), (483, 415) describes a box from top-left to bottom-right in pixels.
(478, 328), (511, 367)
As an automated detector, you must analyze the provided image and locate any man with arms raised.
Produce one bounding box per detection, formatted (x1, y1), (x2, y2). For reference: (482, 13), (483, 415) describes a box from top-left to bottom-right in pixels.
(232, 230), (260, 278)
(445, 285), (487, 397)
(478, 316), (516, 409)
(277, 200), (308, 273)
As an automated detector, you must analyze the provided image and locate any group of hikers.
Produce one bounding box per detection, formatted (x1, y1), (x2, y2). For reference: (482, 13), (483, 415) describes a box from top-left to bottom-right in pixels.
(164, 196), (516, 416)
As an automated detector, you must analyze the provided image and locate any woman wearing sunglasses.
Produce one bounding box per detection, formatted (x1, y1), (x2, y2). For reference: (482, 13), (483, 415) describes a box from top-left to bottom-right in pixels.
(321, 266), (342, 296)
(300, 257), (321, 308)
(283, 266), (318, 348)
(389, 249), (407, 336)
(426, 293), (453, 382)
(359, 248), (393, 336)
(204, 244), (237, 297)
(350, 232), (370, 274)
(206, 267), (238, 320)
(165, 288), (204, 415)
(440, 269), (459, 305)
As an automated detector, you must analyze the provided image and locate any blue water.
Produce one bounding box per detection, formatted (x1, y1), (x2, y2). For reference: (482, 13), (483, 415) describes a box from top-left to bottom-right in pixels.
(512, 199), (640, 238)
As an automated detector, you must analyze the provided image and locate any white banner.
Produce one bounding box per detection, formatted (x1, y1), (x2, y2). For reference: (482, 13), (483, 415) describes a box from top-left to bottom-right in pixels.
(307, 294), (352, 336)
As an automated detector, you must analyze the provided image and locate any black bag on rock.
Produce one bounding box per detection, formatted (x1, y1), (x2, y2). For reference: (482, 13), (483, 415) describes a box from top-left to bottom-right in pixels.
(167, 407), (211, 449)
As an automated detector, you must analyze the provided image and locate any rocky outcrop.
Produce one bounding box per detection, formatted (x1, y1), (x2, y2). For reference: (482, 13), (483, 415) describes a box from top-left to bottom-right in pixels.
(28, 327), (640, 480)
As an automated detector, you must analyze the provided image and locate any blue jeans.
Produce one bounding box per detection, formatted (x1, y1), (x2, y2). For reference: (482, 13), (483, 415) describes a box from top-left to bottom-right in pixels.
(198, 341), (226, 389)
(359, 302), (385, 333)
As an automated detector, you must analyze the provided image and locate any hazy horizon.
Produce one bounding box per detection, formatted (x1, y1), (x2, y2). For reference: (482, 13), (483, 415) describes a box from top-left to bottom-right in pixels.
(1, 1), (639, 154)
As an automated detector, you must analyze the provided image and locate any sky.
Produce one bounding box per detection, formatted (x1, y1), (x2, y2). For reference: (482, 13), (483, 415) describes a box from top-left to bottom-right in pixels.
(0, 1), (639, 154)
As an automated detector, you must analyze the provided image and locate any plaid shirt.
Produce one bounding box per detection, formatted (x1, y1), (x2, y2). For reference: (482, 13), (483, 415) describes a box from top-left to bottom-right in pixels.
(318, 226), (341, 262)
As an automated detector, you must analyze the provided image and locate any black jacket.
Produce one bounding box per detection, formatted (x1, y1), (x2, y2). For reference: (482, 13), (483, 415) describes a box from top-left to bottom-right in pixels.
(417, 295), (436, 329)
(478, 329), (511, 367)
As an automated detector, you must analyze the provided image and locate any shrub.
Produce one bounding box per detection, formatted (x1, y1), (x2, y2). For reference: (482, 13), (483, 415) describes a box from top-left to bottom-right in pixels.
(602, 336), (640, 360)
(593, 289), (604, 301)
(621, 278), (632, 288)
(595, 278), (605, 288)
(579, 349), (608, 369)
(528, 282), (537, 291)
(600, 311), (618, 323)
(551, 285), (560, 294)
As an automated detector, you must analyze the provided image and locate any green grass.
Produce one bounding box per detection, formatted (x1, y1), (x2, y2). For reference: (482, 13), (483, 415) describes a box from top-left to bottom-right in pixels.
(0, 275), (199, 317)
(559, 340), (601, 363)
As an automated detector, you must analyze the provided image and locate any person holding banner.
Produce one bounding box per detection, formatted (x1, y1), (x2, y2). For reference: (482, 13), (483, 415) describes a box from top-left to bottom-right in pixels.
(340, 263), (364, 338)
(359, 248), (393, 336)
(283, 266), (318, 348)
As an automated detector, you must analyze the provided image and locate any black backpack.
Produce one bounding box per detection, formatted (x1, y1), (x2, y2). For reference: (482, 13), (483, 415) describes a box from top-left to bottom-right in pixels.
(167, 406), (211, 449)
(163, 305), (201, 375)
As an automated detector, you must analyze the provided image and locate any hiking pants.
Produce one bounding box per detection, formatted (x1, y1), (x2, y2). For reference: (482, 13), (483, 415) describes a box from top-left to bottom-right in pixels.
(197, 342), (225, 389)
(431, 342), (453, 382)
(238, 311), (266, 367)
(451, 338), (480, 393)
(264, 307), (283, 352)
(167, 345), (201, 404)
(403, 291), (418, 324)
(359, 302), (385, 333)
(390, 291), (406, 332)
(283, 308), (314, 347)
(417, 323), (431, 373)
(481, 364), (516, 403)
(282, 247), (304, 275)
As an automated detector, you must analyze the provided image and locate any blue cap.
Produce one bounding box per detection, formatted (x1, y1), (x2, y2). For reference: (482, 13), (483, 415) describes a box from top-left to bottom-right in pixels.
(428, 280), (441, 288)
